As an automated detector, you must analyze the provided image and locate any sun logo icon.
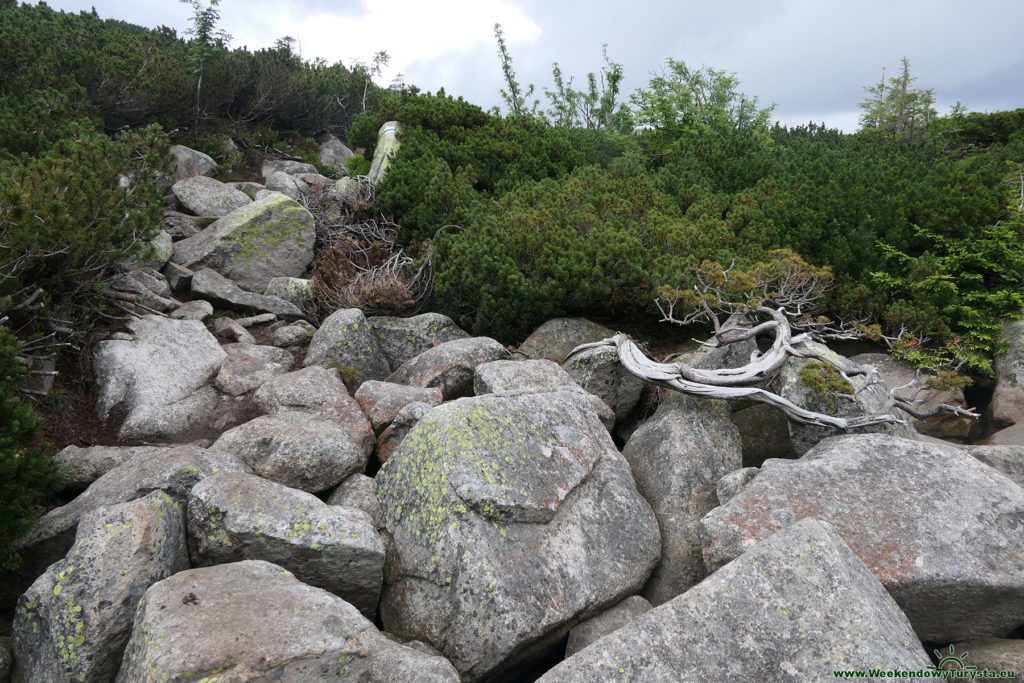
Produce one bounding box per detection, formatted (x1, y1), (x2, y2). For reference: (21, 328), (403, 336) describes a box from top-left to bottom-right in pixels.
(929, 644), (977, 673)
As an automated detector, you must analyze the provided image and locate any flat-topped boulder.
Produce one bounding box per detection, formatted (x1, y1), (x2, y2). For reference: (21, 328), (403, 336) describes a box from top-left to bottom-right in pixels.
(116, 561), (460, 682)
(188, 472), (384, 617)
(190, 267), (304, 320)
(386, 336), (508, 399)
(517, 317), (615, 362)
(303, 308), (391, 386)
(369, 312), (468, 369)
(698, 433), (1024, 642)
(171, 175), (251, 217)
(171, 192), (315, 293)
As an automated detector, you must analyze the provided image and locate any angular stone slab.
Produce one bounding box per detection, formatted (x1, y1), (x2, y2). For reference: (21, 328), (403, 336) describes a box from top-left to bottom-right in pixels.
(12, 491), (188, 682)
(116, 561), (460, 682)
(53, 444), (168, 491)
(171, 193), (315, 293)
(188, 472), (384, 618)
(354, 380), (443, 432)
(698, 433), (1024, 642)
(369, 312), (468, 369)
(386, 336), (508, 399)
(376, 390), (660, 681)
(326, 474), (384, 529)
(539, 519), (930, 682)
(172, 175), (251, 217)
(210, 412), (367, 492)
(191, 267), (303, 320)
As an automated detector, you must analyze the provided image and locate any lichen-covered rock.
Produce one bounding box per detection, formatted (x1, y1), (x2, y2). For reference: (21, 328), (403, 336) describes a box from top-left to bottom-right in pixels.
(169, 144), (216, 180)
(563, 344), (644, 424)
(961, 445), (1024, 487)
(214, 343), (294, 395)
(473, 359), (616, 429)
(116, 561), (460, 682)
(270, 319), (316, 347)
(367, 121), (400, 183)
(622, 393), (743, 605)
(779, 340), (917, 455)
(369, 313), (468, 369)
(375, 390), (660, 681)
(211, 412), (367, 492)
(376, 400), (432, 463)
(188, 472), (384, 617)
(326, 474), (383, 528)
(354, 380), (443, 432)
(14, 446), (250, 574)
(93, 315), (226, 441)
(264, 276), (313, 307)
(266, 170), (310, 200)
(990, 320), (1024, 426)
(53, 444), (169, 490)
(539, 519), (930, 682)
(698, 433), (1024, 642)
(253, 366), (374, 454)
(171, 193), (315, 293)
(304, 308), (391, 386)
(171, 175), (252, 217)
(261, 159), (317, 178)
(517, 317), (615, 363)
(12, 491), (188, 682)
(564, 595), (653, 657)
(119, 230), (174, 271)
(386, 336), (508, 400)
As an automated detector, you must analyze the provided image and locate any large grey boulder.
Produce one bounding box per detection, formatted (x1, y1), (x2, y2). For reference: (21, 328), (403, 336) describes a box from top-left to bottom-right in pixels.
(13, 446), (250, 574)
(564, 595), (653, 658)
(171, 193), (315, 293)
(191, 267), (303, 320)
(962, 445), (1024, 486)
(265, 170), (310, 200)
(947, 638), (1024, 675)
(698, 433), (1024, 642)
(106, 267), (177, 312)
(386, 336), (508, 399)
(214, 343), (294, 395)
(984, 422), (1024, 446)
(93, 315), (225, 441)
(319, 137), (354, 169)
(369, 313), (468, 369)
(376, 390), (660, 681)
(539, 518), (930, 682)
(304, 308), (391, 386)
(354, 380), (443, 432)
(188, 472), (384, 618)
(622, 393), (743, 605)
(53, 444), (169, 490)
(253, 366), (374, 454)
(563, 344), (645, 424)
(517, 317), (614, 363)
(264, 276), (313, 308)
(210, 412), (367, 492)
(171, 175), (252, 217)
(12, 491), (188, 682)
(116, 561), (460, 682)
(851, 351), (974, 438)
(161, 210), (202, 239)
(168, 144), (216, 180)
(990, 320), (1024, 426)
(779, 340), (917, 455)
(731, 403), (797, 466)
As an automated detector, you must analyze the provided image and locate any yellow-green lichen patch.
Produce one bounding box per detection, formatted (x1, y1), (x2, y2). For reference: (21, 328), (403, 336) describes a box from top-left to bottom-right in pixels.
(223, 198), (312, 266)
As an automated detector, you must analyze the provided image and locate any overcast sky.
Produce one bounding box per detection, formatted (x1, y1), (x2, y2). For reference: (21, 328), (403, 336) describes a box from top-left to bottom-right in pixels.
(39, 0), (1024, 132)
